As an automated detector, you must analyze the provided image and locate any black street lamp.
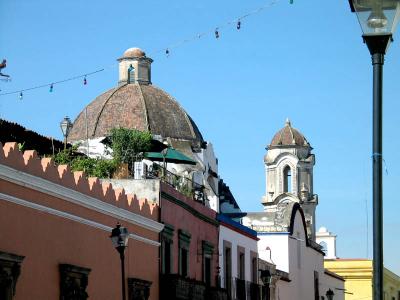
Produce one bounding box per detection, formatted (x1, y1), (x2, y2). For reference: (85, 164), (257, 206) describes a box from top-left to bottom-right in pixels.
(348, 1), (400, 299)
(326, 289), (334, 300)
(110, 223), (129, 300)
(260, 269), (271, 300)
(60, 116), (73, 150)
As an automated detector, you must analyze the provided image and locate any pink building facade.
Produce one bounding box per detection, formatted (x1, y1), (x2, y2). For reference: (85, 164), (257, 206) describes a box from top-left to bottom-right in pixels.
(159, 183), (223, 299)
(0, 142), (164, 300)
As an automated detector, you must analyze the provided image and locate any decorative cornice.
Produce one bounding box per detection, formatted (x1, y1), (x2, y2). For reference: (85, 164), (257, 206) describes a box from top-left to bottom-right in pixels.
(0, 192), (160, 247)
(0, 164), (164, 233)
(161, 191), (218, 227)
(161, 223), (175, 242)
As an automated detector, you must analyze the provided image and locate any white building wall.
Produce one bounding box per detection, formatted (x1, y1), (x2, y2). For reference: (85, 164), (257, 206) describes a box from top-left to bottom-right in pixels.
(285, 210), (324, 299)
(219, 224), (258, 288)
(264, 211), (344, 300)
(321, 272), (345, 300)
(257, 233), (289, 273)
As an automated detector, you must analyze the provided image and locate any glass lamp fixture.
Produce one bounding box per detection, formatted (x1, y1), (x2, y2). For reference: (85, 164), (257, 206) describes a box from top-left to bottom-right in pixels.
(260, 269), (272, 285)
(60, 116), (73, 138)
(110, 223), (129, 250)
(349, 0), (400, 35)
(326, 289), (334, 300)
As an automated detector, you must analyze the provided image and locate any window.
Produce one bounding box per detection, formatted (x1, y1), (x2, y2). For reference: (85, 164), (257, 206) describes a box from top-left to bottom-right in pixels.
(283, 166), (292, 193)
(204, 257), (211, 286)
(164, 241), (172, 274)
(161, 224), (174, 274)
(251, 257), (258, 283)
(128, 278), (152, 300)
(202, 241), (214, 286)
(178, 230), (191, 277)
(0, 251), (24, 300)
(297, 232), (302, 269)
(181, 248), (188, 277)
(59, 264), (91, 300)
(223, 242), (232, 295)
(237, 246), (245, 280)
(250, 251), (258, 283)
(314, 271), (319, 300)
(319, 241), (328, 255)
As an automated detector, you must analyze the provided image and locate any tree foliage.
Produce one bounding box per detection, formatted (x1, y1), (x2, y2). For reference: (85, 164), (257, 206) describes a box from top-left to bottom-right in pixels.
(51, 128), (151, 179)
(110, 128), (152, 164)
(52, 148), (117, 178)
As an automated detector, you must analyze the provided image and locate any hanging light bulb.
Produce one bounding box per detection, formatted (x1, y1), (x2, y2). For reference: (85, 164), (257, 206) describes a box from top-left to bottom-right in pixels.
(19, 92), (23, 100)
(215, 29), (219, 39)
(367, 8), (388, 29)
(83, 76), (87, 85)
(49, 83), (54, 93)
(237, 20), (241, 30)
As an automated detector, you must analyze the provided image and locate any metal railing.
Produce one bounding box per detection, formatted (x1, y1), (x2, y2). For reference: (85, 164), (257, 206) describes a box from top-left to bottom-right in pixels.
(160, 274), (227, 300)
(223, 277), (262, 300)
(147, 163), (209, 204)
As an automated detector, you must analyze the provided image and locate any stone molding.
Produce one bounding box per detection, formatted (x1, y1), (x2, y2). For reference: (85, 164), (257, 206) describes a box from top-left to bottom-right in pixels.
(0, 192), (160, 247)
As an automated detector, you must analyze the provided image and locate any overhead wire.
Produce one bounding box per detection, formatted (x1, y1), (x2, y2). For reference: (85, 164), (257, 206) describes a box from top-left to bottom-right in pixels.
(0, 0), (285, 98)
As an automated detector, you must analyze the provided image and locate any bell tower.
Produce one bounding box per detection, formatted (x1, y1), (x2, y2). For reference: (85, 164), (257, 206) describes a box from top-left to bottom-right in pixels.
(262, 119), (318, 240)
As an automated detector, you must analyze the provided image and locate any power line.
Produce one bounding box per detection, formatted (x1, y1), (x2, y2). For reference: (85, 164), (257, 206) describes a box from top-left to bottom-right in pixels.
(0, 0), (287, 98)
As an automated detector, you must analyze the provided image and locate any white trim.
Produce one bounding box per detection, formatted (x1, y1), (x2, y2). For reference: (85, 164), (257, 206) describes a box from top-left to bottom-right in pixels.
(0, 192), (160, 247)
(0, 164), (164, 233)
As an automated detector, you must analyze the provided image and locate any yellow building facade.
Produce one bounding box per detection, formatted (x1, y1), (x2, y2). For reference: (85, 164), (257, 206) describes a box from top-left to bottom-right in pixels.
(324, 259), (400, 300)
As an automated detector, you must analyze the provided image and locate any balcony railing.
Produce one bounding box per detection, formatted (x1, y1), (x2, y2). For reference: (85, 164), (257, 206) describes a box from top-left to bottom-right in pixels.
(160, 274), (227, 300)
(236, 278), (246, 300)
(224, 278), (262, 300)
(146, 163), (209, 204)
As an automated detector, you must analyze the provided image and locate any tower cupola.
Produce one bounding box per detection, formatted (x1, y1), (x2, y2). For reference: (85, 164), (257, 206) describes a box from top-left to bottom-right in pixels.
(118, 47), (153, 85)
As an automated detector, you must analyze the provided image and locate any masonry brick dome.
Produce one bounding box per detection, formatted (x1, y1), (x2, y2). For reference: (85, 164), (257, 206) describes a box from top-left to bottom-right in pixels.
(68, 84), (204, 144)
(269, 119), (310, 147)
(123, 47), (146, 58)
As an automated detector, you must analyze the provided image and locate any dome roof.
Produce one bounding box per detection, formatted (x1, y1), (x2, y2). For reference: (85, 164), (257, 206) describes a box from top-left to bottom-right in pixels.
(269, 119), (310, 147)
(123, 47), (146, 58)
(68, 84), (204, 144)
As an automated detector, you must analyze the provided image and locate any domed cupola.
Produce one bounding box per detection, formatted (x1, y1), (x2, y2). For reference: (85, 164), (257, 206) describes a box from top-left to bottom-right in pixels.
(68, 48), (204, 147)
(269, 118), (311, 149)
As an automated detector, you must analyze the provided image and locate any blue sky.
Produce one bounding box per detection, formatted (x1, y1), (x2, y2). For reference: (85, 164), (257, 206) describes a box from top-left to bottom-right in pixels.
(1, 0), (400, 273)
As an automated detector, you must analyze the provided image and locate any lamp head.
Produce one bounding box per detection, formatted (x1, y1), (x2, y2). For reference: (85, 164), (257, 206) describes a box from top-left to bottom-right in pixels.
(110, 223), (129, 251)
(326, 289), (334, 300)
(349, 0), (400, 35)
(259, 269), (272, 285)
(60, 116), (73, 138)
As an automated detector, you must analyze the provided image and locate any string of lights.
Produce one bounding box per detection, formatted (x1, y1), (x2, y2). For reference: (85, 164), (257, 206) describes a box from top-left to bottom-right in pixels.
(0, 0), (290, 99)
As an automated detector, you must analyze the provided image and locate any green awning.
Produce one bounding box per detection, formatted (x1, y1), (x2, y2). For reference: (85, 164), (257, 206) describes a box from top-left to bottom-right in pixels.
(145, 148), (197, 165)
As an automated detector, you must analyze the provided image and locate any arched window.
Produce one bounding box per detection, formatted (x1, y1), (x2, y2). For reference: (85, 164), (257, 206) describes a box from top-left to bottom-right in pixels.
(283, 166), (292, 193)
(319, 241), (328, 255)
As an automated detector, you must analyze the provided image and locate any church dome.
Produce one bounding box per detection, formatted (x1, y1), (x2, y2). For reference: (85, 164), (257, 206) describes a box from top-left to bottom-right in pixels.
(269, 119), (310, 148)
(68, 83), (204, 144)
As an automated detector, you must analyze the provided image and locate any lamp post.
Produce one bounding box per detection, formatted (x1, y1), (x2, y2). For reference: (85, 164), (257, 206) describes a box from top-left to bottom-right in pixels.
(60, 116), (73, 150)
(348, 1), (400, 299)
(110, 223), (129, 300)
(260, 269), (271, 300)
(326, 289), (334, 300)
